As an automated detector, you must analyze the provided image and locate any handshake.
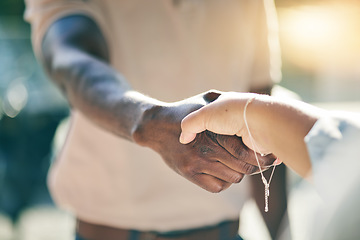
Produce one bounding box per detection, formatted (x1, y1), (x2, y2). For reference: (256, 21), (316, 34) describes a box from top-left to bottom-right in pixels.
(178, 128), (278, 193)
(134, 90), (280, 193)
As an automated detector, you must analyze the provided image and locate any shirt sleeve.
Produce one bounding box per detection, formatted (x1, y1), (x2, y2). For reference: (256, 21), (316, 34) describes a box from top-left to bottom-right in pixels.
(305, 112), (360, 200)
(24, 0), (112, 61)
(304, 112), (360, 239)
(249, 0), (282, 90)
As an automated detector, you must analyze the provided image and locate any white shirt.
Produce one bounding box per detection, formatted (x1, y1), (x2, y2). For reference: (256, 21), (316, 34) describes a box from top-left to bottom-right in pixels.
(305, 112), (360, 239)
(25, 0), (281, 232)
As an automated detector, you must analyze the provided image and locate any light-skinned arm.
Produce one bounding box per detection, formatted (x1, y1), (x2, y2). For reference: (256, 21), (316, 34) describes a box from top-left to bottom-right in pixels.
(180, 92), (324, 178)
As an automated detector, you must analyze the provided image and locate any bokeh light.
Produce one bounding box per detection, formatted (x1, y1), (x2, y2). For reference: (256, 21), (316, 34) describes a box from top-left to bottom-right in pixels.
(4, 78), (28, 118)
(279, 2), (360, 71)
(277, 1), (360, 103)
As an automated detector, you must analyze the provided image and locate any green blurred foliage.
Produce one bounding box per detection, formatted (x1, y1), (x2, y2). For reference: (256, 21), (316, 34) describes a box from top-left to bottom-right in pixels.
(0, 0), (25, 16)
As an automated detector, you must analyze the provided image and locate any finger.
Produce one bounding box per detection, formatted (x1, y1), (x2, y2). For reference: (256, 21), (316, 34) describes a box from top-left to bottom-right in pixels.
(201, 161), (244, 184)
(191, 174), (232, 193)
(215, 134), (260, 168)
(196, 132), (259, 175)
(209, 146), (259, 175)
(217, 135), (276, 167)
(258, 153), (278, 167)
(179, 132), (197, 144)
(216, 154), (259, 175)
(180, 109), (207, 144)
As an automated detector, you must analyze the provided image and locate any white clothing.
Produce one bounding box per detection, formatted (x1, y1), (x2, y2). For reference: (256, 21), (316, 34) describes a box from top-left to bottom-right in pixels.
(25, 0), (281, 232)
(305, 112), (360, 239)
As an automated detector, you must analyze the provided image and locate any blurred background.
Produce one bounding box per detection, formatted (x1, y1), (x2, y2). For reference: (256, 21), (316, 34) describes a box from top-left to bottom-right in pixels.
(0, 0), (359, 239)
(0, 1), (70, 240)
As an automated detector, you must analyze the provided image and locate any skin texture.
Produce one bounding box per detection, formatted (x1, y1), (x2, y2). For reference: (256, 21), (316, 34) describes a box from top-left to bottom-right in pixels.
(41, 15), (276, 192)
(180, 92), (322, 238)
(41, 15), (288, 239)
(180, 92), (322, 178)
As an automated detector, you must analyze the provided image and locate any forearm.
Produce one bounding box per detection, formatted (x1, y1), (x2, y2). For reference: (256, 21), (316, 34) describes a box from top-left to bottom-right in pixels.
(39, 15), (259, 192)
(45, 48), (163, 142)
(246, 96), (323, 177)
(39, 15), (168, 143)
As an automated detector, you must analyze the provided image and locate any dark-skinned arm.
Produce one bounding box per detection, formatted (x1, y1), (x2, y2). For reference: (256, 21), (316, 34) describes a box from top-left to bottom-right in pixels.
(41, 15), (276, 193)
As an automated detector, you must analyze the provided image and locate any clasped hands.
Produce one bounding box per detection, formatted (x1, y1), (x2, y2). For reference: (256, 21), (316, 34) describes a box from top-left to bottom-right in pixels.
(182, 129), (276, 193)
(177, 90), (280, 193)
(134, 90), (277, 193)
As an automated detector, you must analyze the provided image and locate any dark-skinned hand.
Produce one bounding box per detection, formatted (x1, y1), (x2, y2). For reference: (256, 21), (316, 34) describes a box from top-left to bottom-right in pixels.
(134, 90), (276, 193)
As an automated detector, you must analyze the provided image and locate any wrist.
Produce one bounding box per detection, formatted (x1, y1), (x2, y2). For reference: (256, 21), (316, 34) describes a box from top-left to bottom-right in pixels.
(242, 95), (273, 155)
(132, 103), (166, 148)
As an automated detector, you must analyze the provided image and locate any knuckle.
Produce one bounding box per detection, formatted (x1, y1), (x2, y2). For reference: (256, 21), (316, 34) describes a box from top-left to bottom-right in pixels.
(198, 145), (214, 155)
(235, 161), (257, 174)
(230, 173), (244, 183)
(244, 163), (257, 174)
(181, 162), (197, 176)
(192, 134), (214, 156)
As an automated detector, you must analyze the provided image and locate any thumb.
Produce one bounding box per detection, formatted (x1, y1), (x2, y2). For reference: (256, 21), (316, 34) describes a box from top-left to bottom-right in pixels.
(179, 132), (197, 144)
(179, 109), (207, 144)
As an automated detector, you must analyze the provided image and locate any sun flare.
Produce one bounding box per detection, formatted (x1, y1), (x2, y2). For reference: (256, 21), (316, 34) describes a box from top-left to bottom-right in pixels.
(278, 3), (360, 70)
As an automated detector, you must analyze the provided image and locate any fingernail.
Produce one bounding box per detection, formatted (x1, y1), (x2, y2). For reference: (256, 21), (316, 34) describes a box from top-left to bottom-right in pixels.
(179, 132), (192, 144)
(180, 132), (198, 144)
(179, 133), (186, 144)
